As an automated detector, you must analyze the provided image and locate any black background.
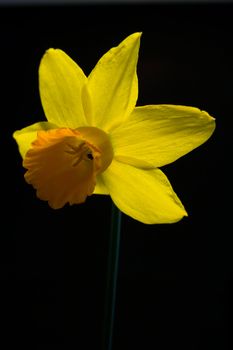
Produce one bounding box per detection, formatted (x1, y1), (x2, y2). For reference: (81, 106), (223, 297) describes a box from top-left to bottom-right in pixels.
(1, 2), (232, 349)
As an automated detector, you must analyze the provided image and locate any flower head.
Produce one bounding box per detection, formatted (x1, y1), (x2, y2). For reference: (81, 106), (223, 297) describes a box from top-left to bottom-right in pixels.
(13, 33), (215, 224)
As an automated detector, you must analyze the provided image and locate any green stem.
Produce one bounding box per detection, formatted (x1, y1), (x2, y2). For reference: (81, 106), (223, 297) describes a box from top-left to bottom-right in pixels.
(103, 202), (122, 350)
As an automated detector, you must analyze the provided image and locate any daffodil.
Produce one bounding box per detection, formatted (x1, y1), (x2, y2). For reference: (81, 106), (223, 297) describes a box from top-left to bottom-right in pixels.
(13, 33), (215, 224)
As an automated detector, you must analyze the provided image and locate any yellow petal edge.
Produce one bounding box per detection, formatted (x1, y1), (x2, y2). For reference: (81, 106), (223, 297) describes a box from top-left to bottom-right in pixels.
(103, 160), (187, 224)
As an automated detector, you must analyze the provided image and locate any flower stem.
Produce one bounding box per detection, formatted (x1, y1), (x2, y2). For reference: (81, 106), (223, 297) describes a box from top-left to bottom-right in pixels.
(103, 202), (122, 350)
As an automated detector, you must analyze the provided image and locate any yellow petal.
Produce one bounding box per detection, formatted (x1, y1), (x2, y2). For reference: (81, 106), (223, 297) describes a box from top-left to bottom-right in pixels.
(111, 105), (216, 168)
(94, 175), (110, 195)
(13, 121), (58, 159)
(87, 33), (141, 131)
(39, 49), (88, 128)
(102, 160), (187, 224)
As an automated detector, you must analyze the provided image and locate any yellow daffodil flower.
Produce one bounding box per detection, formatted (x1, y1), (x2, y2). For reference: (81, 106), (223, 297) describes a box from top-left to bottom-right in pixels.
(13, 33), (215, 224)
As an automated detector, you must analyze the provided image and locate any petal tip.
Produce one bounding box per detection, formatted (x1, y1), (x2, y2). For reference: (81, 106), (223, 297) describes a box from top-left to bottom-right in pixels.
(126, 32), (142, 44)
(201, 109), (216, 122)
(12, 130), (18, 140)
(131, 31), (142, 39)
(200, 109), (216, 136)
(41, 48), (63, 60)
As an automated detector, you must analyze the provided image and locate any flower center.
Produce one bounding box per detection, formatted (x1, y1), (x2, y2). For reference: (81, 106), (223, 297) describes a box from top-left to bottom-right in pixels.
(23, 126), (113, 209)
(75, 126), (113, 173)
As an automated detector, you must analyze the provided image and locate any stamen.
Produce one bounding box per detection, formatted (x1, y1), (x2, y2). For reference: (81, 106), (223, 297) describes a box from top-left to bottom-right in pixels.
(23, 127), (113, 209)
(65, 142), (95, 167)
(65, 142), (86, 155)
